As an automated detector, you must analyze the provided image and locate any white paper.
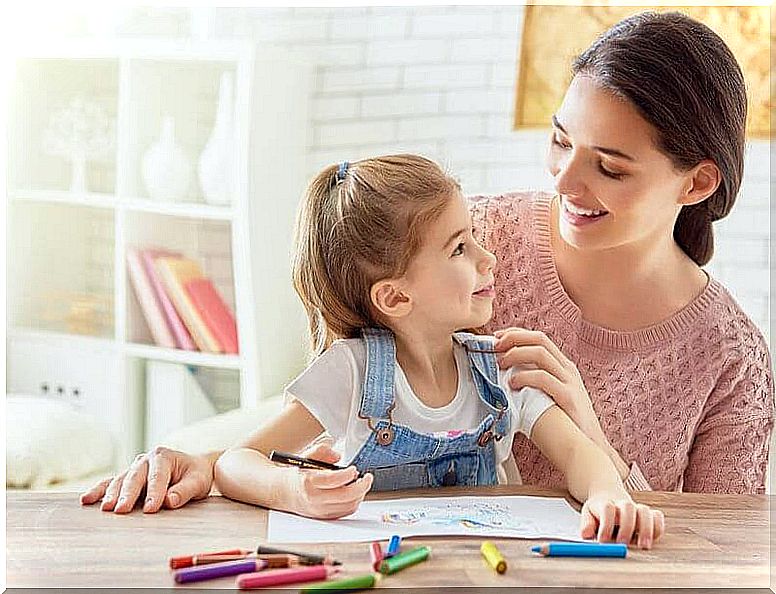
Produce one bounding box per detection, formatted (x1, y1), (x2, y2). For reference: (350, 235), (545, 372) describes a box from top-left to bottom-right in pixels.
(267, 495), (585, 543)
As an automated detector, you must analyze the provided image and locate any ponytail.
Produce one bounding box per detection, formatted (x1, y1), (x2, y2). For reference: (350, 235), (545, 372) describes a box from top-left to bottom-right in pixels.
(673, 203), (714, 266)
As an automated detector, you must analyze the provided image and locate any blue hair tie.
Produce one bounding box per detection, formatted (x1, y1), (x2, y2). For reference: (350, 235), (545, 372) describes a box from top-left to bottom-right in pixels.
(335, 161), (350, 184)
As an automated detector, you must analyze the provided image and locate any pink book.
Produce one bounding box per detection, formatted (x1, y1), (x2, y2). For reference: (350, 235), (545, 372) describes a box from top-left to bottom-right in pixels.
(126, 248), (176, 348)
(140, 249), (197, 351)
(184, 278), (239, 355)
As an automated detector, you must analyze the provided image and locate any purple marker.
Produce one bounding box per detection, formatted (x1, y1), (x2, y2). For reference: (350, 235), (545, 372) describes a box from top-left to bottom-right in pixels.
(173, 558), (268, 583)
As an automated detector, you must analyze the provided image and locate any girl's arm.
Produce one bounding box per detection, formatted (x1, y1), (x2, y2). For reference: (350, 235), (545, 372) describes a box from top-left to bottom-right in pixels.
(214, 399), (373, 519)
(529, 405), (664, 548)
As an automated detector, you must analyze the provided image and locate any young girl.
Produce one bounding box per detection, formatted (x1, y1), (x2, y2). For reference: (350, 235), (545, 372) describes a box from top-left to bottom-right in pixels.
(214, 155), (664, 548)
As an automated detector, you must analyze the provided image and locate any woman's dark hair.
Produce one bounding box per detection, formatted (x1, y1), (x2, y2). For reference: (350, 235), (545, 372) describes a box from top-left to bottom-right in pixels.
(573, 11), (747, 266)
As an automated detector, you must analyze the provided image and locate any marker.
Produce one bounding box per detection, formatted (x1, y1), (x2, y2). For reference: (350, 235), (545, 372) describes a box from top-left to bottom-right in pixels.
(379, 545), (431, 575)
(192, 553), (298, 568)
(236, 565), (340, 589)
(255, 545), (341, 566)
(386, 535), (401, 558)
(174, 558), (268, 584)
(169, 548), (250, 569)
(301, 573), (382, 592)
(480, 541), (507, 574)
(369, 541), (383, 571)
(531, 542), (628, 558)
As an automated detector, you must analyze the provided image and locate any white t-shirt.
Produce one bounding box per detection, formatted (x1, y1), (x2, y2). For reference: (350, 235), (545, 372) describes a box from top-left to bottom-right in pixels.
(285, 338), (555, 484)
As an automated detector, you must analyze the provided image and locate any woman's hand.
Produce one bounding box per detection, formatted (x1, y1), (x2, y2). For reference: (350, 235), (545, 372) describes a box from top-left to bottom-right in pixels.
(493, 327), (630, 477)
(493, 328), (599, 435)
(580, 492), (665, 549)
(287, 466), (374, 520)
(79, 447), (216, 514)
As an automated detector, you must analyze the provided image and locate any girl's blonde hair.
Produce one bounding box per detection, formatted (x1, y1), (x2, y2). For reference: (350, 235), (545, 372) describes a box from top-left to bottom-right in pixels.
(292, 154), (461, 358)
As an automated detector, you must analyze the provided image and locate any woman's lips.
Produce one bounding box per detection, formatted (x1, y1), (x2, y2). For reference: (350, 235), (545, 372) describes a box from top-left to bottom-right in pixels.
(561, 199), (609, 227)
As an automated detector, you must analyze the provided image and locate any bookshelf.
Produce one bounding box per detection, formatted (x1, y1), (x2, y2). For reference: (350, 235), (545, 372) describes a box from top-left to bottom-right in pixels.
(6, 40), (311, 465)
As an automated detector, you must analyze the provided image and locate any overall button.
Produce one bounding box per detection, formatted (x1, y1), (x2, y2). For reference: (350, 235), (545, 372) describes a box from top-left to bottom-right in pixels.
(477, 430), (493, 447)
(376, 426), (395, 446)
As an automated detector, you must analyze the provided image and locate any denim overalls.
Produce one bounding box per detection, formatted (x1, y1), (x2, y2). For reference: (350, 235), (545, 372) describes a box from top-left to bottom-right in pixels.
(349, 328), (512, 491)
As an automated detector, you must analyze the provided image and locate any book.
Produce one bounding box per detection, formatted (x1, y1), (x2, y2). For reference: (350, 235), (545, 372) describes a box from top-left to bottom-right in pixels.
(184, 278), (239, 354)
(126, 247), (176, 348)
(139, 249), (197, 351)
(155, 257), (223, 353)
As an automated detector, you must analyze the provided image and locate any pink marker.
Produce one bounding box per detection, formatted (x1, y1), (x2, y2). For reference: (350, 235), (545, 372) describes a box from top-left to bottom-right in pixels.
(236, 565), (340, 589)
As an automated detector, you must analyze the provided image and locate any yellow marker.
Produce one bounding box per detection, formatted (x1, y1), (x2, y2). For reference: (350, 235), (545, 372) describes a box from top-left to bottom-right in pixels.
(480, 541), (507, 574)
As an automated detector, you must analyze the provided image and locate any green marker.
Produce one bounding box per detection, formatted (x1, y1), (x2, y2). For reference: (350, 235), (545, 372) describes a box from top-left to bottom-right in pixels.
(379, 545), (431, 575)
(301, 572), (381, 592)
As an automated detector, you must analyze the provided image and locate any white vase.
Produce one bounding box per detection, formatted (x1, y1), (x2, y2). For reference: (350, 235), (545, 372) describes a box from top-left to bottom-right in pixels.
(198, 71), (235, 206)
(141, 116), (192, 202)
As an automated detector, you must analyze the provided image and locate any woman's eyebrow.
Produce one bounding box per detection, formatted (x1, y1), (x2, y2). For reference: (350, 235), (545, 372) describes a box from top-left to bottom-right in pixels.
(551, 114), (636, 162)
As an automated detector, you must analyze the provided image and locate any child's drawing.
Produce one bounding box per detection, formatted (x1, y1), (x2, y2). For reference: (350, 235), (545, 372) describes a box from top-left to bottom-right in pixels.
(382, 500), (537, 532)
(267, 495), (584, 543)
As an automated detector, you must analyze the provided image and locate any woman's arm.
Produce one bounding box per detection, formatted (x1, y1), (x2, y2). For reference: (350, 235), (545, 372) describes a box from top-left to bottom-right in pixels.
(214, 399), (373, 518)
(530, 405), (664, 548)
(683, 416), (772, 493)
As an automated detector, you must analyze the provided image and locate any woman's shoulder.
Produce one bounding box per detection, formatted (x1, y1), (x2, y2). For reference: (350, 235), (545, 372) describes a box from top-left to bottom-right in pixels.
(696, 279), (773, 402)
(468, 189), (553, 246)
(704, 279), (770, 353)
(468, 189), (552, 218)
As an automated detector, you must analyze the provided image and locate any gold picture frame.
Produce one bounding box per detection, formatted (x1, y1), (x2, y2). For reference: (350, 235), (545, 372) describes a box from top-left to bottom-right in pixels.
(515, 5), (772, 138)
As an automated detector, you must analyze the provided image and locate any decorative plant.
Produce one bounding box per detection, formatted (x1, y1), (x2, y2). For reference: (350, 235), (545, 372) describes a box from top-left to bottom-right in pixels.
(42, 97), (116, 193)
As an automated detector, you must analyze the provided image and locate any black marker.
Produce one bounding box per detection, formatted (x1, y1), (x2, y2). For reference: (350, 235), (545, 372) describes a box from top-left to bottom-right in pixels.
(268, 450), (365, 478)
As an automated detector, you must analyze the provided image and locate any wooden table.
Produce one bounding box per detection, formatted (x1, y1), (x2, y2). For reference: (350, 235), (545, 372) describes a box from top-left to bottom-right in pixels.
(6, 486), (772, 589)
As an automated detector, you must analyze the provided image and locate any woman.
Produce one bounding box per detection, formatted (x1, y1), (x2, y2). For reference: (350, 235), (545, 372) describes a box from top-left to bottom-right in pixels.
(81, 11), (773, 514)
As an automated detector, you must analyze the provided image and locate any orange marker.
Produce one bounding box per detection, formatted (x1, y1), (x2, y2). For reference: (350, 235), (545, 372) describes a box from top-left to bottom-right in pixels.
(169, 548), (250, 569)
(191, 553), (297, 568)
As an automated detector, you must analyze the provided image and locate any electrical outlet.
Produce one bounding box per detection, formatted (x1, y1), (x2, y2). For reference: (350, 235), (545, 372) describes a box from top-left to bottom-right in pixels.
(36, 380), (84, 407)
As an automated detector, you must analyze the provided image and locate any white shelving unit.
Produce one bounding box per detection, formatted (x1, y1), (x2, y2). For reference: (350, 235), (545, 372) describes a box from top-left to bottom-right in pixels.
(6, 40), (311, 465)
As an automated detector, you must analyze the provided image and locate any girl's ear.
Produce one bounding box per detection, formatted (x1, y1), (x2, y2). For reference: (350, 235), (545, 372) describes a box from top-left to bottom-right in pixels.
(679, 159), (721, 207)
(370, 279), (412, 319)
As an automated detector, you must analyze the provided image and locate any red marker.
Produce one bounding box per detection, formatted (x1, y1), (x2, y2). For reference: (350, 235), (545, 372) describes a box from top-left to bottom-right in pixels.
(369, 541), (384, 571)
(236, 565), (340, 589)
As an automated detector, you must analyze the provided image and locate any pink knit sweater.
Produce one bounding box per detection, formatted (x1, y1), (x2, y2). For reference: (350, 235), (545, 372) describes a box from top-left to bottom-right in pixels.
(471, 191), (774, 494)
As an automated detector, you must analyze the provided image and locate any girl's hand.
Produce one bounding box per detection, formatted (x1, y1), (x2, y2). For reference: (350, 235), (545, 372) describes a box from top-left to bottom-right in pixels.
(288, 466), (374, 520)
(580, 493), (665, 549)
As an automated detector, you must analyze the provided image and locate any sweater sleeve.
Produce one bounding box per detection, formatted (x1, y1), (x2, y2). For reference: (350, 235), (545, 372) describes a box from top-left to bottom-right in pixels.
(682, 338), (775, 494)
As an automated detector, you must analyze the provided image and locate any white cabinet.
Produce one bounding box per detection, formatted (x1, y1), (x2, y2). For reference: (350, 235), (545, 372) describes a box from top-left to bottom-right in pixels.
(7, 40), (311, 465)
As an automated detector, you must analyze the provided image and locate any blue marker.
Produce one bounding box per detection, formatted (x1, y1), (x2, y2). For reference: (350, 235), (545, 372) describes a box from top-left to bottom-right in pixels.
(531, 542), (627, 558)
(386, 535), (401, 558)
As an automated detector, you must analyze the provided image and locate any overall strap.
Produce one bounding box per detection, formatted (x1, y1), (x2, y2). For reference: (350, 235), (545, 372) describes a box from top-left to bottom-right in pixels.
(453, 332), (511, 437)
(358, 327), (398, 419)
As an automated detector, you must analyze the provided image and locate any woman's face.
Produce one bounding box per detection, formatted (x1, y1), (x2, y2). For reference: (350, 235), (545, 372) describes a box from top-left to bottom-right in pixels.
(546, 75), (692, 253)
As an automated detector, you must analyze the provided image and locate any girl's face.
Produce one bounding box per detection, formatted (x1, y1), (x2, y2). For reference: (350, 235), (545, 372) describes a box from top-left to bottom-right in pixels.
(401, 193), (497, 333)
(546, 75), (692, 253)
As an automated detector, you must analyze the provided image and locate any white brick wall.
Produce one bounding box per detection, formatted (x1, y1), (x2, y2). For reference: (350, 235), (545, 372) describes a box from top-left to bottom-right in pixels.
(100, 5), (770, 343)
